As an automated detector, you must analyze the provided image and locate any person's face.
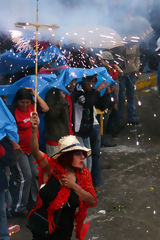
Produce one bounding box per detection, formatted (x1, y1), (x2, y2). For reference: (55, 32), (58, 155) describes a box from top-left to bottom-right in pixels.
(67, 79), (77, 92)
(72, 150), (87, 169)
(84, 77), (97, 92)
(17, 99), (31, 112)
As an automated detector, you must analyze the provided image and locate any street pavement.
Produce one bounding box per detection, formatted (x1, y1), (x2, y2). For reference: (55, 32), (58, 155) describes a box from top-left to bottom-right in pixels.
(10, 85), (160, 240)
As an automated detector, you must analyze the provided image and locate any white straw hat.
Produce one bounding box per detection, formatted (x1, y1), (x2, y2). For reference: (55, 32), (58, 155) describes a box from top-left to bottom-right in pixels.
(52, 135), (91, 159)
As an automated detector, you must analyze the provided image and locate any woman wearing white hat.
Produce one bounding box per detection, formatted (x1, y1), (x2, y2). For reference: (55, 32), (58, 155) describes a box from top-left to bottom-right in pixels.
(28, 112), (97, 240)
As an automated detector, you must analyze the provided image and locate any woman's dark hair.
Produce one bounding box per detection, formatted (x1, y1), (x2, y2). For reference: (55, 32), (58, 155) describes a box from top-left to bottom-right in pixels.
(12, 88), (34, 108)
(57, 151), (74, 169)
(46, 87), (64, 102)
(57, 150), (87, 169)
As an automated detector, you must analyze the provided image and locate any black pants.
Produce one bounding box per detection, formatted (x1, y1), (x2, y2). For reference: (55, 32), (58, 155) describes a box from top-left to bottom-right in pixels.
(32, 232), (48, 240)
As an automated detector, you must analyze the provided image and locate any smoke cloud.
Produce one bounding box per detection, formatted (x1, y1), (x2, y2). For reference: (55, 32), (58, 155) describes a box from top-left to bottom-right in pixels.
(0, 0), (155, 40)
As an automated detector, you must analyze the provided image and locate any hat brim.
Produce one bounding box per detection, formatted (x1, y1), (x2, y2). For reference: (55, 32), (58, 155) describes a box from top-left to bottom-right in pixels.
(52, 145), (91, 160)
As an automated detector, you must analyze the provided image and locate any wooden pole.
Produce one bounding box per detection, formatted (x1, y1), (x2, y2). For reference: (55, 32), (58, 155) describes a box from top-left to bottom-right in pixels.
(15, 0), (59, 112)
(34, 0), (39, 112)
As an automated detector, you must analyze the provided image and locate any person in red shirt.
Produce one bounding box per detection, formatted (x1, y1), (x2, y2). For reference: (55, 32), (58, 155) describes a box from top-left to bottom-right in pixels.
(11, 87), (49, 216)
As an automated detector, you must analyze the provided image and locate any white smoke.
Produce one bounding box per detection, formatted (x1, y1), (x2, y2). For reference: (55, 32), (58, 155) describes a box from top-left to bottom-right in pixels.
(0, 0), (155, 45)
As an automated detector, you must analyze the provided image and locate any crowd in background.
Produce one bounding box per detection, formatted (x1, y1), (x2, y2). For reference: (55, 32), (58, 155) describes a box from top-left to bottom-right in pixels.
(1, 33), (160, 238)
(1, 0), (160, 239)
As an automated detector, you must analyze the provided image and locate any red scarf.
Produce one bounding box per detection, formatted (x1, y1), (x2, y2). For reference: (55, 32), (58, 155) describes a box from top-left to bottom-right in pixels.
(29, 155), (97, 240)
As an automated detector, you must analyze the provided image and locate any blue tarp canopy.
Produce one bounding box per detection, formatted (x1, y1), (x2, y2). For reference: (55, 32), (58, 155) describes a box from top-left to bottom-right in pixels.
(56, 66), (116, 95)
(0, 73), (69, 105)
(0, 45), (67, 76)
(0, 67), (116, 102)
(0, 97), (19, 142)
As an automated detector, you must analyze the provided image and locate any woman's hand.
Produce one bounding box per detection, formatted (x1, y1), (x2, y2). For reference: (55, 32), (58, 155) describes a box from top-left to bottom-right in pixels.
(96, 80), (110, 92)
(60, 174), (76, 189)
(26, 88), (49, 113)
(30, 112), (40, 129)
(25, 87), (35, 96)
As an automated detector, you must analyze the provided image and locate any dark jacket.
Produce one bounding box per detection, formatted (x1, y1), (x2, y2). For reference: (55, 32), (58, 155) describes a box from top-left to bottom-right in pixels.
(44, 88), (70, 142)
(73, 85), (111, 138)
(0, 137), (14, 191)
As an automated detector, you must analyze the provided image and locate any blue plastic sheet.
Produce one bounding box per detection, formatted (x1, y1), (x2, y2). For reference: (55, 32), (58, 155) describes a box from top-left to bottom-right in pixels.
(0, 97), (19, 142)
(0, 45), (67, 75)
(0, 73), (69, 105)
(0, 67), (116, 103)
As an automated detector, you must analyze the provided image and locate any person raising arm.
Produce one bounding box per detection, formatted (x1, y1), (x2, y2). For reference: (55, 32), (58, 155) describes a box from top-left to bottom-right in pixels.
(29, 111), (97, 240)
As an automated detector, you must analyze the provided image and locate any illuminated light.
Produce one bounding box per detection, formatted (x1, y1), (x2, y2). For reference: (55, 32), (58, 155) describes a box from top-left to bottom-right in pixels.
(74, 32), (78, 36)
(138, 101), (141, 106)
(147, 158), (151, 161)
(154, 114), (157, 117)
(153, 210), (156, 215)
(128, 137), (130, 140)
(48, 28), (52, 31)
(136, 141), (139, 146)
(146, 230), (149, 233)
(148, 138), (151, 141)
(149, 186), (154, 190)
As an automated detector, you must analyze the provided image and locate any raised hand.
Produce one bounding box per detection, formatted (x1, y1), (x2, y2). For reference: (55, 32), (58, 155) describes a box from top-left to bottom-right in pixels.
(30, 112), (40, 128)
(60, 173), (76, 189)
(25, 87), (35, 96)
(96, 80), (110, 92)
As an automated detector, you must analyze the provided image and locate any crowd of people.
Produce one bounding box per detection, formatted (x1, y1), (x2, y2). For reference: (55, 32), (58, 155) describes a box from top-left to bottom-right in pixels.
(0, 42), (143, 240)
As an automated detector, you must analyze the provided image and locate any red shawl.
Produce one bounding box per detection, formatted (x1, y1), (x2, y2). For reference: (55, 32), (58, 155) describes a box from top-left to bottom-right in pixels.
(29, 154), (97, 240)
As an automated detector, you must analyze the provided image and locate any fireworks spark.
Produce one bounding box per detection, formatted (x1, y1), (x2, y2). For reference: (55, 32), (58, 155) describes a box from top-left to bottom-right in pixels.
(10, 30), (32, 54)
